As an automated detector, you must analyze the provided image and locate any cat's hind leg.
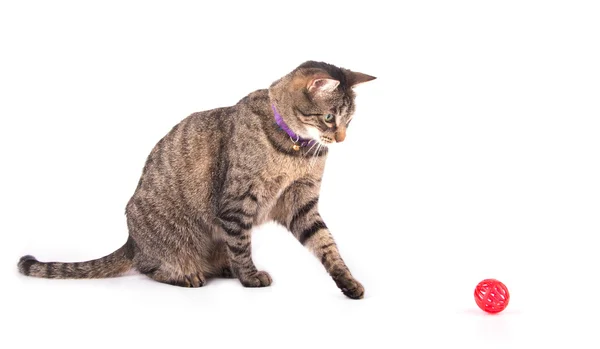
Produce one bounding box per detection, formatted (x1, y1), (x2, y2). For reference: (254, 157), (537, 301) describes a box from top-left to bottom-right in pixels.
(135, 254), (206, 288)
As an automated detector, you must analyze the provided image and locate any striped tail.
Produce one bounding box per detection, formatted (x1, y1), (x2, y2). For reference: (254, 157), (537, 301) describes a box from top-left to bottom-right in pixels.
(18, 237), (135, 279)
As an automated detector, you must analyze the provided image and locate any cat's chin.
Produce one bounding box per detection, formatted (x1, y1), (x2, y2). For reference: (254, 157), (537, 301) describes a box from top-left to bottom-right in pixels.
(315, 140), (334, 149)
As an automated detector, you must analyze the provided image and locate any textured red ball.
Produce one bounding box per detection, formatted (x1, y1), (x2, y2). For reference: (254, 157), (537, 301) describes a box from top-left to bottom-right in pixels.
(474, 279), (510, 313)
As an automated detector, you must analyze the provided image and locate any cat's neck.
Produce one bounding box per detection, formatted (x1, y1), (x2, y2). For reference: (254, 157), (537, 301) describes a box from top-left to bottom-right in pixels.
(243, 89), (328, 159)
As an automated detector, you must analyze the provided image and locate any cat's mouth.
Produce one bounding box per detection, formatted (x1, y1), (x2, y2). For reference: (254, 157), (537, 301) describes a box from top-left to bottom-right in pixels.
(304, 125), (336, 146)
(320, 136), (335, 144)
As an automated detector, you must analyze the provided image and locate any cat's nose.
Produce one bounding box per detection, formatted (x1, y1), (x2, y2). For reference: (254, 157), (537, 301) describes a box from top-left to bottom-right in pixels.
(335, 128), (346, 142)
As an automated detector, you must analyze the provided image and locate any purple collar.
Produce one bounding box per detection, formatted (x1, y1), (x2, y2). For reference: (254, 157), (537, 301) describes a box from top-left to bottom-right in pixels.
(271, 104), (316, 148)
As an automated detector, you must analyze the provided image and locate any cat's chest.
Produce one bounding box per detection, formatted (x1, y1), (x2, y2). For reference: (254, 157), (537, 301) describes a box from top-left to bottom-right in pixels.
(254, 154), (323, 223)
(267, 152), (322, 189)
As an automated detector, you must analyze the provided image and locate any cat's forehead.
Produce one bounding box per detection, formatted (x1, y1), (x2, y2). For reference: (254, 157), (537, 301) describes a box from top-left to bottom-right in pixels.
(293, 89), (355, 117)
(328, 92), (355, 117)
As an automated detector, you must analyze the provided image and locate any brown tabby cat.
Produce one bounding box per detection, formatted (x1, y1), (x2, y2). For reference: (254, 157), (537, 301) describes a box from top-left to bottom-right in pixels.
(18, 61), (375, 299)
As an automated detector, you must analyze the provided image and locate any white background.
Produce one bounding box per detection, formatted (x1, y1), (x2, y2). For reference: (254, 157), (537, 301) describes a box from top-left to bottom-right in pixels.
(1, 1), (599, 348)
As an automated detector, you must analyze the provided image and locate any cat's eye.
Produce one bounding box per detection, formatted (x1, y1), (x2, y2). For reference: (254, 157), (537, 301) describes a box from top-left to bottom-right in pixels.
(324, 114), (334, 122)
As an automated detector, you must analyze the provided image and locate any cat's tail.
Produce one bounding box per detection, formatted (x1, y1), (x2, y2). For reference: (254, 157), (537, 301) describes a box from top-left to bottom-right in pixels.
(17, 237), (135, 279)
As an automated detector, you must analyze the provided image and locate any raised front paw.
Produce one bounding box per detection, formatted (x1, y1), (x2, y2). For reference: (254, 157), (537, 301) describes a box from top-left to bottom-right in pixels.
(239, 270), (272, 287)
(335, 275), (365, 299)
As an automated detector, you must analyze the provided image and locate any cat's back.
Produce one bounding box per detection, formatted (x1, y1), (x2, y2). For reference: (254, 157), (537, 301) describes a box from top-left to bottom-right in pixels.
(148, 105), (233, 170)
(130, 106), (231, 203)
(128, 98), (263, 215)
(184, 92), (267, 144)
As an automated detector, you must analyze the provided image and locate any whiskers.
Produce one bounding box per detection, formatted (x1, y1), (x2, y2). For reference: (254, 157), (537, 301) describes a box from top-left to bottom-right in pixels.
(304, 141), (318, 157)
(310, 144), (323, 167)
(305, 142), (325, 169)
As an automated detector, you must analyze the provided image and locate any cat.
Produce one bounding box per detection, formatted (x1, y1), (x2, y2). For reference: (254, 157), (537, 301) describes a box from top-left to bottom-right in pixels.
(18, 61), (376, 299)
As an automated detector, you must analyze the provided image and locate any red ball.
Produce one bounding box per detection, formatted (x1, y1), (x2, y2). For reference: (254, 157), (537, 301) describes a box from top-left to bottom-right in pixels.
(474, 279), (510, 313)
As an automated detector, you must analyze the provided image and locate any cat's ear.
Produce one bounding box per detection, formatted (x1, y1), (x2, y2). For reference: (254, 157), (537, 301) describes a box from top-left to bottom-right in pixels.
(307, 77), (340, 94)
(345, 70), (377, 87)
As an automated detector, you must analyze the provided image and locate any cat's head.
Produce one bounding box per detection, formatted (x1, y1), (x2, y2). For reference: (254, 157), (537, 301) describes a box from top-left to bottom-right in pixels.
(269, 61), (375, 145)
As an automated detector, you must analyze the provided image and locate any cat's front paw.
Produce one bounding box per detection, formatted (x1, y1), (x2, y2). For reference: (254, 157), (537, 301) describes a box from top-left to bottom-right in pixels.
(240, 270), (272, 287)
(335, 275), (365, 299)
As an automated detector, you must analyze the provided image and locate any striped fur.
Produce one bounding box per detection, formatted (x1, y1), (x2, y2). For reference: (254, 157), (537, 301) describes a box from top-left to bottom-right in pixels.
(18, 238), (135, 279)
(18, 61), (375, 298)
